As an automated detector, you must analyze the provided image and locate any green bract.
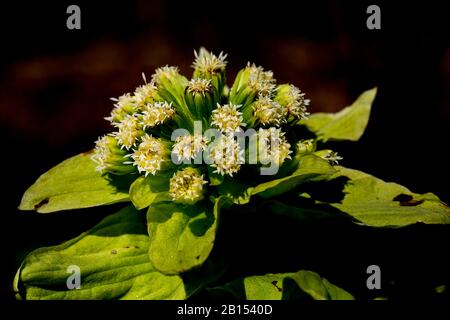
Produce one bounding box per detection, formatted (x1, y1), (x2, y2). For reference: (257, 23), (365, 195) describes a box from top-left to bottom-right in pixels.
(16, 48), (450, 300)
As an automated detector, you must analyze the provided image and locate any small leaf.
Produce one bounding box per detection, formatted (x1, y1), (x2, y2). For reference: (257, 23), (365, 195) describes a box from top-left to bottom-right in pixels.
(252, 155), (336, 198)
(208, 270), (354, 300)
(147, 196), (227, 274)
(14, 206), (186, 300)
(216, 155), (335, 205)
(323, 166), (450, 227)
(129, 175), (171, 210)
(19, 152), (132, 213)
(300, 88), (377, 142)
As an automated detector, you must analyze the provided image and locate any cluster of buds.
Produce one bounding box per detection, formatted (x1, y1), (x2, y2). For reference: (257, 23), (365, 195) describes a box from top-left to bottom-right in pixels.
(92, 48), (340, 205)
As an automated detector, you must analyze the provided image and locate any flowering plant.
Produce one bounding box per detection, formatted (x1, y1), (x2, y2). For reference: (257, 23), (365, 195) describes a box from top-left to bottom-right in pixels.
(15, 49), (450, 300)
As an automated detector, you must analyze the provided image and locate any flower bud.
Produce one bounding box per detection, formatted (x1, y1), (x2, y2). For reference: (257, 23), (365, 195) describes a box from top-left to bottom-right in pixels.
(129, 134), (173, 176)
(229, 63), (276, 110)
(296, 139), (316, 154)
(185, 78), (214, 122)
(207, 134), (243, 176)
(140, 101), (175, 129)
(315, 150), (342, 165)
(211, 103), (246, 133)
(105, 93), (138, 124)
(152, 66), (194, 131)
(91, 135), (136, 175)
(257, 128), (292, 167)
(134, 77), (159, 108)
(172, 134), (208, 162)
(112, 114), (144, 150)
(274, 84), (310, 123)
(251, 95), (288, 127)
(192, 48), (227, 105)
(169, 167), (207, 205)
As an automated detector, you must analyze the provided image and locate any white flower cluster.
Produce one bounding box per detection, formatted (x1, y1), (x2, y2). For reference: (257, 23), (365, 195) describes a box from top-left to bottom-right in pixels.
(92, 48), (322, 205)
(187, 78), (212, 95)
(211, 103), (246, 133)
(141, 101), (175, 129)
(258, 128), (292, 166)
(128, 134), (170, 176)
(172, 134), (208, 162)
(192, 49), (227, 74)
(253, 95), (287, 126)
(169, 167), (207, 204)
(208, 134), (244, 176)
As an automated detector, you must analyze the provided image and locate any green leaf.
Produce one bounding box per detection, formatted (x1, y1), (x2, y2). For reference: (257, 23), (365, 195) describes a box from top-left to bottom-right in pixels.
(285, 270), (354, 300)
(19, 152), (132, 213)
(208, 270), (354, 300)
(147, 196), (227, 274)
(14, 206), (186, 300)
(251, 155), (336, 199)
(129, 175), (171, 210)
(216, 155), (335, 205)
(323, 166), (450, 227)
(300, 88), (377, 142)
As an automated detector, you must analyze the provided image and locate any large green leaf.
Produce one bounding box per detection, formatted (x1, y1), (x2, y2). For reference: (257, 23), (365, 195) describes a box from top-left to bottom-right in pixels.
(300, 88), (377, 142)
(208, 270), (354, 300)
(14, 206), (186, 300)
(321, 167), (450, 227)
(129, 175), (171, 210)
(19, 152), (131, 213)
(147, 197), (227, 275)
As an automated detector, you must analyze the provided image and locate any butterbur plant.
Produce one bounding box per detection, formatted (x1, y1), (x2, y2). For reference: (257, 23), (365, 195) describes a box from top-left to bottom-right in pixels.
(15, 48), (450, 300)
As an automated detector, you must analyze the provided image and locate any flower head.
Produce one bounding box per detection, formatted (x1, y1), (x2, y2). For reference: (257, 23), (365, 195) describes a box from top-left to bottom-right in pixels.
(296, 139), (316, 154)
(134, 80), (158, 107)
(192, 48), (227, 75)
(208, 134), (243, 176)
(151, 65), (180, 85)
(172, 134), (208, 162)
(187, 78), (212, 96)
(91, 135), (135, 175)
(248, 63), (276, 96)
(316, 150), (343, 165)
(185, 78), (215, 119)
(106, 93), (138, 123)
(275, 84), (310, 120)
(130, 134), (171, 176)
(253, 95), (288, 126)
(112, 114), (142, 150)
(258, 127), (292, 166)
(211, 103), (246, 133)
(141, 101), (175, 129)
(169, 167), (207, 205)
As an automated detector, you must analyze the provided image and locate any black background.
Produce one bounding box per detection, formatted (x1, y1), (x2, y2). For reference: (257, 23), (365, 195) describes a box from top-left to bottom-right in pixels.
(1, 0), (449, 301)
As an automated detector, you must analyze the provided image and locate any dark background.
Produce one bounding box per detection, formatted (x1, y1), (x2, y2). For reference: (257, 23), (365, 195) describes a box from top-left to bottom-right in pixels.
(1, 0), (449, 300)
